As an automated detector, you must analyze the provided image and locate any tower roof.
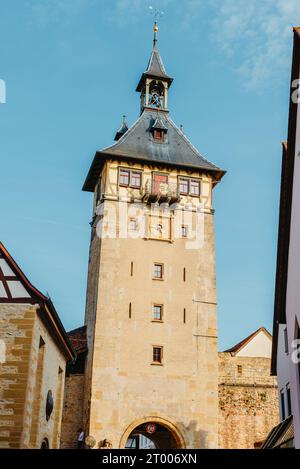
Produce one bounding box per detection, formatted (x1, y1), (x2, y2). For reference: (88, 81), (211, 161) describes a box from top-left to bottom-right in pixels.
(83, 109), (225, 192)
(136, 23), (173, 92)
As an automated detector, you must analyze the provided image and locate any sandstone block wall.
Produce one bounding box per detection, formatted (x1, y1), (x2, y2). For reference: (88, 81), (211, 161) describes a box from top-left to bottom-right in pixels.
(218, 353), (279, 449)
(60, 374), (85, 449)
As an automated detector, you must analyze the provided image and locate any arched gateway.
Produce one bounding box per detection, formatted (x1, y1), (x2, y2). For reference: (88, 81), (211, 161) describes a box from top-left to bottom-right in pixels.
(120, 418), (185, 449)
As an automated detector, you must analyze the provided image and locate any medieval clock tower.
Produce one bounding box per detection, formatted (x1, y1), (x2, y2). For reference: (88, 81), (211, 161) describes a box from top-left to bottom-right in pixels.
(82, 23), (225, 449)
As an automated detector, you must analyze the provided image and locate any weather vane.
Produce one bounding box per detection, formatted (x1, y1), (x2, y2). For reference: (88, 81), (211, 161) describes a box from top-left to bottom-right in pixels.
(149, 6), (164, 22)
(149, 6), (164, 44)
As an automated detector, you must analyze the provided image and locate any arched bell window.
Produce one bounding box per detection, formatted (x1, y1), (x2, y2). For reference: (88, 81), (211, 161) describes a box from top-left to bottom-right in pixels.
(148, 81), (165, 109)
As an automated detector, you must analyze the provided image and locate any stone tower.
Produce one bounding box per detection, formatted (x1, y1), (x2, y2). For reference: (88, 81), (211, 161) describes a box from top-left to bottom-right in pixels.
(82, 24), (225, 449)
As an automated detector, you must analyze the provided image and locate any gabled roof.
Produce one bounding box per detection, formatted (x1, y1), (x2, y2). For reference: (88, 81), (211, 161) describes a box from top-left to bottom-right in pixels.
(83, 109), (225, 192)
(0, 242), (46, 303)
(224, 327), (272, 356)
(0, 242), (75, 361)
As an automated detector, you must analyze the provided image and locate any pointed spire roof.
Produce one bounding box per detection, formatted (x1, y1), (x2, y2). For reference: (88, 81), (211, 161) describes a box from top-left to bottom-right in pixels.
(136, 22), (173, 92)
(114, 115), (129, 141)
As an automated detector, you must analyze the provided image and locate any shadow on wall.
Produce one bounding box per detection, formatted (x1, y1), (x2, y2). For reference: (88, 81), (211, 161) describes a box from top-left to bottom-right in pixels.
(180, 420), (209, 449)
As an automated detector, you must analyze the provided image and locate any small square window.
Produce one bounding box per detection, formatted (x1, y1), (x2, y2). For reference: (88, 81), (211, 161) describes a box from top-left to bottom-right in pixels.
(190, 179), (200, 196)
(131, 171), (142, 188)
(129, 218), (138, 231)
(179, 178), (189, 195)
(181, 225), (188, 238)
(153, 346), (163, 364)
(153, 263), (164, 280)
(153, 305), (163, 321)
(119, 169), (130, 186)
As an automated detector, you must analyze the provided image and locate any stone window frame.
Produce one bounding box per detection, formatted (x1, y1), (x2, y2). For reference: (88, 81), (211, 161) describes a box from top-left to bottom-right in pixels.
(153, 263), (164, 280)
(152, 304), (163, 322)
(152, 346), (163, 365)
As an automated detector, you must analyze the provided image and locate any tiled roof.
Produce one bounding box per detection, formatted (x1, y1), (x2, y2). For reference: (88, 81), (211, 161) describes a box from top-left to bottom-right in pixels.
(261, 416), (294, 449)
(0, 242), (75, 360)
(67, 325), (87, 353)
(224, 327), (272, 355)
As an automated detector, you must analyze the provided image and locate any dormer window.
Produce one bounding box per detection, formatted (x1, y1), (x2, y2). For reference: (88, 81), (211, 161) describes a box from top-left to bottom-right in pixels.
(154, 130), (164, 142)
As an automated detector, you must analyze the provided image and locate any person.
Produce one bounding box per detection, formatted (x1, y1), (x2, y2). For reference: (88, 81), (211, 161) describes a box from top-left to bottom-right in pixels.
(77, 428), (84, 449)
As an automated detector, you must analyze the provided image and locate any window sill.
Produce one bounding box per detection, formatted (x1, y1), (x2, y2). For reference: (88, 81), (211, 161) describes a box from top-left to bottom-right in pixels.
(151, 362), (163, 366)
(152, 277), (164, 281)
(151, 320), (164, 323)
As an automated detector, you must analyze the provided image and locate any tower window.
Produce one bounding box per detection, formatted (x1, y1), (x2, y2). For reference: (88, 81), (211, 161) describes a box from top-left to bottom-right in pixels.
(183, 308), (186, 324)
(237, 365), (243, 375)
(129, 303), (132, 319)
(131, 171), (142, 188)
(130, 262), (134, 277)
(178, 177), (201, 197)
(190, 179), (200, 196)
(119, 168), (142, 188)
(153, 263), (164, 280)
(183, 268), (186, 282)
(152, 305), (163, 321)
(152, 346), (163, 364)
(179, 178), (189, 195)
(119, 169), (130, 186)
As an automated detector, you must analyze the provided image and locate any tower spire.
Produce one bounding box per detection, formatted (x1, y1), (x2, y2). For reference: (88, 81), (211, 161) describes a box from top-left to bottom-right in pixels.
(136, 17), (173, 113)
(153, 21), (158, 47)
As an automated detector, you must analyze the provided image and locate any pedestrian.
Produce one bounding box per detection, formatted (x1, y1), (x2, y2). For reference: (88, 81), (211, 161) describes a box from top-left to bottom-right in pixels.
(77, 428), (84, 449)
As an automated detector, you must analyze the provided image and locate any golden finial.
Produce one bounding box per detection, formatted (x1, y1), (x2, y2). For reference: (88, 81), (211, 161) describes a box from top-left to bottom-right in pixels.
(149, 6), (164, 46)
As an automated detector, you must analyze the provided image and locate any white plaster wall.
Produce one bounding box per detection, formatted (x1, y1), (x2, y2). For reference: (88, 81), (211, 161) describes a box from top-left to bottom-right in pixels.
(285, 58), (300, 449)
(236, 331), (272, 358)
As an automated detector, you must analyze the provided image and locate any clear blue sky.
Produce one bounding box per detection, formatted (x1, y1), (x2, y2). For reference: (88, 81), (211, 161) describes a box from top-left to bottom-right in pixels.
(0, 0), (299, 350)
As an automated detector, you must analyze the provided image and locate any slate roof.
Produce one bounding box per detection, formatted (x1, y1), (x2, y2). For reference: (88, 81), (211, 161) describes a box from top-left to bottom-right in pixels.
(136, 41), (173, 92)
(83, 109), (225, 192)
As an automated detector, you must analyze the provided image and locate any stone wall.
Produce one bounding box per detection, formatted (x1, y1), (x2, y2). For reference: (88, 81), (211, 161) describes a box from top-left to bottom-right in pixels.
(0, 304), (36, 449)
(84, 161), (219, 449)
(60, 374), (85, 449)
(0, 304), (67, 449)
(218, 353), (280, 449)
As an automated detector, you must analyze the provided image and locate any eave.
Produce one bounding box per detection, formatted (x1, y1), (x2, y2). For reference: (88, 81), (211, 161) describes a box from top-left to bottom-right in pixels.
(82, 151), (226, 193)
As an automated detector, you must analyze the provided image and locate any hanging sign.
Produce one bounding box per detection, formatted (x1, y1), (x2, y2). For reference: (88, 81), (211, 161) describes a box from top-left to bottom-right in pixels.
(146, 423), (156, 434)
